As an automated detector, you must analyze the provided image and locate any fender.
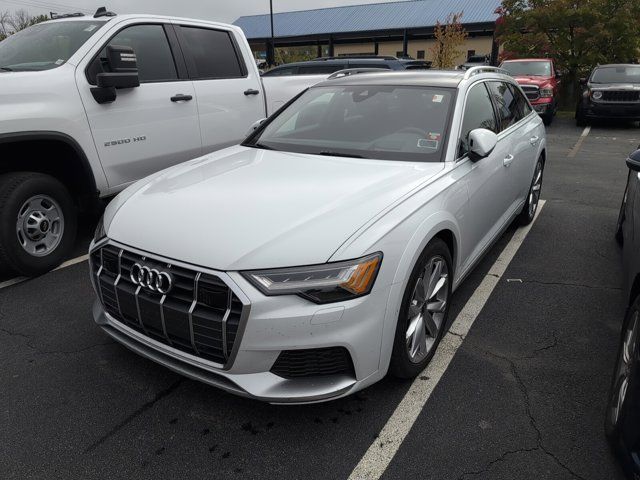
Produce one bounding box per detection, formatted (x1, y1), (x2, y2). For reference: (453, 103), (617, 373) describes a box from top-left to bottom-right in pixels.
(0, 131), (98, 196)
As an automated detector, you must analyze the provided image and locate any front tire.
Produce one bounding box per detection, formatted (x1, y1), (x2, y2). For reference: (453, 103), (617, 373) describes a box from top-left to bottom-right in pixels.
(0, 172), (77, 276)
(517, 156), (545, 226)
(389, 238), (453, 379)
(605, 297), (639, 440)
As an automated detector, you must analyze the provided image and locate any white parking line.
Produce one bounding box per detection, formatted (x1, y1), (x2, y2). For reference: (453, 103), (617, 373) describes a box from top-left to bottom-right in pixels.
(568, 126), (591, 158)
(0, 254), (89, 291)
(348, 201), (546, 480)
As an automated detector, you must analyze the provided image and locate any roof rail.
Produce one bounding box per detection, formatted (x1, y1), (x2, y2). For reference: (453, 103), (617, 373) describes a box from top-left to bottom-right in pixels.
(313, 55), (398, 62)
(327, 68), (390, 79)
(50, 12), (84, 19)
(463, 66), (511, 79)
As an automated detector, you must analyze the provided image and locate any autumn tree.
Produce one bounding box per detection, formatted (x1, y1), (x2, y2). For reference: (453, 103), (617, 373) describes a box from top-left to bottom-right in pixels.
(430, 12), (468, 69)
(0, 9), (49, 41)
(497, 0), (640, 102)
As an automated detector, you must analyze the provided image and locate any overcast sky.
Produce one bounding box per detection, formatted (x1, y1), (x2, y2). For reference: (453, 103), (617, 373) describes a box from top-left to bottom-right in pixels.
(0, 0), (405, 23)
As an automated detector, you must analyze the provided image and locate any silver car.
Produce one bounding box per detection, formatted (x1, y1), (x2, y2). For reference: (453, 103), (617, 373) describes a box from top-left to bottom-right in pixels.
(90, 67), (546, 403)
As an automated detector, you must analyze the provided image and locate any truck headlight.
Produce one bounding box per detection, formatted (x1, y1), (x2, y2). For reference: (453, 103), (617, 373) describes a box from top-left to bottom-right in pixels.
(592, 90), (603, 100)
(540, 88), (553, 98)
(242, 253), (382, 304)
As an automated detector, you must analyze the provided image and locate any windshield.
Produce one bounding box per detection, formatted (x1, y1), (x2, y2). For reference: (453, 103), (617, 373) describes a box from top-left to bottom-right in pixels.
(0, 20), (105, 72)
(501, 61), (552, 77)
(591, 66), (640, 84)
(246, 85), (453, 162)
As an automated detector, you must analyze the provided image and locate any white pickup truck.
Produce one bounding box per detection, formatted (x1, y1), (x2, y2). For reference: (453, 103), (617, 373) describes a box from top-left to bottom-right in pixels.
(0, 9), (324, 276)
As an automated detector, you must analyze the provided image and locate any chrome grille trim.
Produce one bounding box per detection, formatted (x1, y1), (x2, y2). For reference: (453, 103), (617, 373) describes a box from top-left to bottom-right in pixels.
(89, 240), (251, 370)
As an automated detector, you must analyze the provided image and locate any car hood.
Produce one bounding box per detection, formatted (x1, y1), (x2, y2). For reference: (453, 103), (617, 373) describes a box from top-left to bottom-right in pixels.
(106, 146), (445, 271)
(513, 75), (552, 86)
(588, 82), (640, 90)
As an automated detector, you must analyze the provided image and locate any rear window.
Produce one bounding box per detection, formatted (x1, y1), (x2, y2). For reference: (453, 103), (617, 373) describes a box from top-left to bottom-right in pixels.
(297, 64), (346, 75)
(180, 26), (244, 79)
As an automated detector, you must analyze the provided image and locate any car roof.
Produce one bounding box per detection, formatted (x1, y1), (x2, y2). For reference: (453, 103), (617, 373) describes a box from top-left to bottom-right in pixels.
(593, 64), (640, 68)
(314, 70), (466, 88)
(502, 58), (552, 63)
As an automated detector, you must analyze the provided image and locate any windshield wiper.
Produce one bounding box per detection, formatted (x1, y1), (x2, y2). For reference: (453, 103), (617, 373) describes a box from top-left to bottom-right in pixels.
(251, 142), (275, 150)
(0, 67), (13, 72)
(318, 151), (364, 158)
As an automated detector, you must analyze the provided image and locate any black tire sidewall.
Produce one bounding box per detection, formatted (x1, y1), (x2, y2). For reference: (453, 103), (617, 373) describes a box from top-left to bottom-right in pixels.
(519, 157), (544, 225)
(390, 238), (453, 379)
(0, 173), (77, 276)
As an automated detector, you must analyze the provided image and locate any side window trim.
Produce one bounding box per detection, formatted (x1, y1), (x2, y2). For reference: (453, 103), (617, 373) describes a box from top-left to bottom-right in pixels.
(164, 24), (189, 80)
(84, 22), (186, 85)
(456, 80), (499, 161)
(174, 24), (248, 81)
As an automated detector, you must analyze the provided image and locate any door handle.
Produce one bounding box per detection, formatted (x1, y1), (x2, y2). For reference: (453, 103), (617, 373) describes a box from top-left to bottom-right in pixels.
(530, 136), (539, 145)
(503, 154), (515, 167)
(244, 89), (260, 96)
(171, 94), (193, 102)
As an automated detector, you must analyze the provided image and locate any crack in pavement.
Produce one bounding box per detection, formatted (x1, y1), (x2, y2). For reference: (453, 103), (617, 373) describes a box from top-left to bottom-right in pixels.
(0, 326), (115, 355)
(513, 279), (621, 292)
(0, 326), (34, 340)
(457, 446), (540, 479)
(483, 350), (589, 480)
(83, 379), (184, 454)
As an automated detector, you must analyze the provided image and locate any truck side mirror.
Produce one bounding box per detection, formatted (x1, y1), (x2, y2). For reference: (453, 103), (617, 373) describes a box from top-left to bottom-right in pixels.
(627, 149), (640, 172)
(91, 45), (140, 104)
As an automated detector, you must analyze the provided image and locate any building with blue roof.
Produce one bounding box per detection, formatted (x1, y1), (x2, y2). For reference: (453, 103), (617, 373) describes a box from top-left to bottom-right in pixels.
(234, 0), (502, 66)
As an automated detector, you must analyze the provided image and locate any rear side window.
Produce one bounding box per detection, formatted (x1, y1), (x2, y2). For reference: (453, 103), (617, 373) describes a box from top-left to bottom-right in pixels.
(90, 24), (178, 83)
(180, 27), (244, 79)
(510, 84), (533, 117)
(487, 81), (522, 131)
(297, 64), (346, 75)
(263, 66), (298, 76)
(459, 82), (498, 157)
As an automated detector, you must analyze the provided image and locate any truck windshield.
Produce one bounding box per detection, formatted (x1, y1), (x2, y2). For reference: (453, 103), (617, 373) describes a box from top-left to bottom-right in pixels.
(591, 66), (640, 84)
(0, 20), (106, 72)
(501, 61), (551, 77)
(245, 85), (453, 162)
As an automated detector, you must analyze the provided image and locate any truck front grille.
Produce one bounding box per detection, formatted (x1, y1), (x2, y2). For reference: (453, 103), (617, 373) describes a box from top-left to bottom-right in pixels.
(90, 245), (246, 366)
(521, 85), (540, 101)
(601, 90), (640, 102)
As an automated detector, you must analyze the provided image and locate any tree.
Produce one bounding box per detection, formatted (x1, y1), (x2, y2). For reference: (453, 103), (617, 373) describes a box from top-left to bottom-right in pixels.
(0, 9), (49, 41)
(430, 12), (468, 69)
(497, 0), (640, 101)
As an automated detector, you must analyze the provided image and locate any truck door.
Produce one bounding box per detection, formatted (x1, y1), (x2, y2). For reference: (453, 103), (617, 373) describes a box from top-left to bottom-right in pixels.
(173, 24), (265, 154)
(77, 22), (201, 189)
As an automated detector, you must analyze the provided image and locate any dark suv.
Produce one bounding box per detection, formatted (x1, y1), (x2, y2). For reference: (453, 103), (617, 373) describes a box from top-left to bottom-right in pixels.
(576, 64), (640, 126)
(262, 56), (432, 76)
(609, 147), (640, 479)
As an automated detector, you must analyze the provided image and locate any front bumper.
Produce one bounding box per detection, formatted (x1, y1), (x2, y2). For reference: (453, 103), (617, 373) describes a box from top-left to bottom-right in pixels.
(90, 240), (391, 404)
(583, 101), (640, 120)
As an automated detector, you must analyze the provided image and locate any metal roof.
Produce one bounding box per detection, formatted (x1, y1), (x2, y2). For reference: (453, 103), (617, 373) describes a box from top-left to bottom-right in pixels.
(233, 0), (501, 40)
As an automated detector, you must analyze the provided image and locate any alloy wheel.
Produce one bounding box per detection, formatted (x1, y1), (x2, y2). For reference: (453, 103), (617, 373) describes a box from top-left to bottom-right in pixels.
(611, 311), (639, 427)
(528, 160), (544, 218)
(15, 194), (65, 257)
(405, 256), (449, 363)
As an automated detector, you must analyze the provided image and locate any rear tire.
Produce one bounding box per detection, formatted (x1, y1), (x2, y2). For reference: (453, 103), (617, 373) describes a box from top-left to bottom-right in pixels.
(615, 183), (628, 246)
(0, 172), (77, 277)
(517, 156), (545, 226)
(389, 238), (452, 379)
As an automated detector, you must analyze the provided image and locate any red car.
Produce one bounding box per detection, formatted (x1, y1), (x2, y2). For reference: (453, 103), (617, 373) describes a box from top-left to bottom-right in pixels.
(500, 58), (561, 125)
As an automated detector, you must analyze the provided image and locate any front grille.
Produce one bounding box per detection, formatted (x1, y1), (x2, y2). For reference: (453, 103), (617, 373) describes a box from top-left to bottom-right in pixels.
(271, 347), (355, 379)
(601, 90), (640, 102)
(90, 245), (245, 366)
(521, 85), (540, 101)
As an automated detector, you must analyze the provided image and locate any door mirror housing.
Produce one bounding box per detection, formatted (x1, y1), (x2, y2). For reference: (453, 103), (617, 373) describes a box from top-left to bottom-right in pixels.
(468, 128), (498, 161)
(91, 45), (140, 104)
(627, 149), (640, 172)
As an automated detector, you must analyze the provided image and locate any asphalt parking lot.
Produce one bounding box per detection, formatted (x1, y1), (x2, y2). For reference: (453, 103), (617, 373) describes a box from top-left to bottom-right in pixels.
(1, 117), (638, 479)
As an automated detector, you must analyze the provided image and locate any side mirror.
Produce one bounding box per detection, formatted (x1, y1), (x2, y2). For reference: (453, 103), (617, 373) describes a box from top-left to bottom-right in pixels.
(246, 118), (267, 137)
(91, 45), (140, 104)
(468, 128), (498, 161)
(627, 149), (640, 172)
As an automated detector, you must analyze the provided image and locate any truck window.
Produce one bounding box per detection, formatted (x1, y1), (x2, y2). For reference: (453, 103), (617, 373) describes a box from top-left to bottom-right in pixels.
(89, 24), (178, 84)
(297, 64), (346, 75)
(180, 27), (244, 79)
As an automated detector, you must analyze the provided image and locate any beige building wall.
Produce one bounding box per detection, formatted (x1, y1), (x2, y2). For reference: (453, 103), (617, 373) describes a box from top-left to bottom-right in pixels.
(333, 36), (494, 66)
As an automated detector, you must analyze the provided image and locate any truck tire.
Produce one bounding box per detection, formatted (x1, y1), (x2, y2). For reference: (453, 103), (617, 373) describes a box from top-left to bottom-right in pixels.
(0, 172), (77, 277)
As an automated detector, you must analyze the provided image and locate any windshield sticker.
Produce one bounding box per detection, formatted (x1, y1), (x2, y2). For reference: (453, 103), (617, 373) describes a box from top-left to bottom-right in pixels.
(417, 139), (439, 150)
(54, 59), (65, 65)
(432, 94), (444, 103)
(427, 132), (442, 141)
(84, 24), (98, 32)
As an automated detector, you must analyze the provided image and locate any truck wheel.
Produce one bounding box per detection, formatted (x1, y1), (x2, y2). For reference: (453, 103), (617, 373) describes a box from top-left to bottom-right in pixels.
(0, 172), (77, 277)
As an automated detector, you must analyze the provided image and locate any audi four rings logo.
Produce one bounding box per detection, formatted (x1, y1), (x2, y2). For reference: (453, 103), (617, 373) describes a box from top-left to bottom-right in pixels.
(130, 263), (173, 294)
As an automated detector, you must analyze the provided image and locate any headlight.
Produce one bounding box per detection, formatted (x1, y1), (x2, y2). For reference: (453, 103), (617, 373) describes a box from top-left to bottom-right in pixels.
(592, 90), (603, 100)
(93, 215), (106, 243)
(540, 88), (553, 98)
(242, 253), (382, 304)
